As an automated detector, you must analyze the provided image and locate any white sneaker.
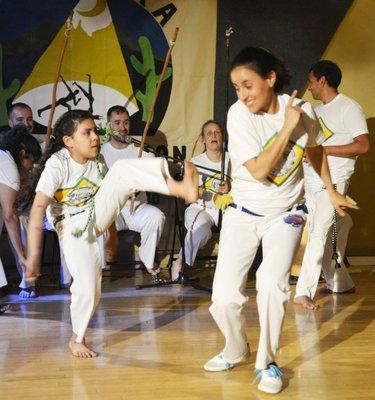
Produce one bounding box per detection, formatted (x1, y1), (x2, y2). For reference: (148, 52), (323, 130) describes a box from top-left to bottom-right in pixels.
(204, 347), (250, 372)
(254, 363), (283, 394)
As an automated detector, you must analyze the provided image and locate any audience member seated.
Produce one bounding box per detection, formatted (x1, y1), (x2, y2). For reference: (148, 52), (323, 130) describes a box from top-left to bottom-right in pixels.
(171, 120), (231, 281)
(101, 106), (165, 275)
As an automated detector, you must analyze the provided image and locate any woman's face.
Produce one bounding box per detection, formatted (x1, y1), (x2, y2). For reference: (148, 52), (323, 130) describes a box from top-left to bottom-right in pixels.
(202, 123), (222, 152)
(230, 66), (276, 113)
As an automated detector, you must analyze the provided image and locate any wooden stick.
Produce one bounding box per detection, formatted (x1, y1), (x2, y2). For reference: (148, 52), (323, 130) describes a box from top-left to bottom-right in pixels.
(130, 27), (179, 213)
(44, 11), (73, 151)
(137, 27), (179, 157)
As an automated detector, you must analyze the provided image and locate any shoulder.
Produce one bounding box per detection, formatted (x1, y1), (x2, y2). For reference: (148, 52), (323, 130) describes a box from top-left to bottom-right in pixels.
(339, 94), (364, 112)
(228, 99), (249, 119)
(191, 152), (206, 164)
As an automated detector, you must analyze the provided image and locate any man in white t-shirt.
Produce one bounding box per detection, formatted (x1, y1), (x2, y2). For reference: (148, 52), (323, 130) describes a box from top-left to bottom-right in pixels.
(295, 60), (369, 309)
(100, 105), (165, 275)
(8, 103), (35, 134)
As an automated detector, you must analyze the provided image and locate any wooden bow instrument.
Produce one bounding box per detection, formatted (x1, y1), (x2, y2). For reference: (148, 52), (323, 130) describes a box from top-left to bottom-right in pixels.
(130, 27), (180, 212)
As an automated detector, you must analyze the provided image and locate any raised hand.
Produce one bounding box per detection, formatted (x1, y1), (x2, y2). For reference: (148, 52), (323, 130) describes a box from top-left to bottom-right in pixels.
(283, 90), (303, 132)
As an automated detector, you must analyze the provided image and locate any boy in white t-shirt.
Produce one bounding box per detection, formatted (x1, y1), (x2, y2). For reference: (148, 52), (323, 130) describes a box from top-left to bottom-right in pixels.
(295, 60), (369, 310)
(100, 106), (165, 275)
(171, 120), (231, 281)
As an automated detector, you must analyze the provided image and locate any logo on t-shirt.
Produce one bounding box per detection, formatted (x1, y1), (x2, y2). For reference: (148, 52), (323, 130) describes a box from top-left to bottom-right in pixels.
(318, 117), (334, 141)
(54, 177), (99, 207)
(263, 133), (305, 186)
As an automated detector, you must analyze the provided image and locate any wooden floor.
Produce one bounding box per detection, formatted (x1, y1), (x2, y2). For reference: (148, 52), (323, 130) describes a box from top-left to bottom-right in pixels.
(1, 266), (375, 400)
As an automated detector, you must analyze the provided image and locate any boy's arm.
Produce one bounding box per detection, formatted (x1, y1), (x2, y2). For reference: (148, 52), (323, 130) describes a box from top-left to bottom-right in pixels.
(25, 192), (51, 280)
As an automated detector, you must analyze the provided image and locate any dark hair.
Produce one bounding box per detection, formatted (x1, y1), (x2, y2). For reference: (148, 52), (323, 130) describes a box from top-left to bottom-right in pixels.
(309, 60), (342, 89)
(107, 105), (129, 120)
(0, 125), (41, 167)
(231, 47), (291, 93)
(200, 120), (223, 137)
(9, 102), (32, 116)
(17, 110), (93, 212)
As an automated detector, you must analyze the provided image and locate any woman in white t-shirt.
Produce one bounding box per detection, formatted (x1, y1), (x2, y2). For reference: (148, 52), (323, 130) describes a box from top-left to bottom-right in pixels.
(171, 120), (230, 281)
(0, 126), (41, 297)
(203, 47), (358, 394)
(24, 110), (198, 358)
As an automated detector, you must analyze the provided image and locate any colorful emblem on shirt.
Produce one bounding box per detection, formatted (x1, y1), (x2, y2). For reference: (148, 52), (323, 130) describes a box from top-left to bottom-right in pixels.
(318, 117), (334, 141)
(200, 172), (222, 201)
(54, 177), (99, 207)
(263, 133), (305, 186)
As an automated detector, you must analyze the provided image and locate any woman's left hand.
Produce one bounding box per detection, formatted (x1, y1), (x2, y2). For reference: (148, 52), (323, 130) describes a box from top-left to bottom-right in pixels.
(329, 191), (359, 217)
(218, 181), (230, 194)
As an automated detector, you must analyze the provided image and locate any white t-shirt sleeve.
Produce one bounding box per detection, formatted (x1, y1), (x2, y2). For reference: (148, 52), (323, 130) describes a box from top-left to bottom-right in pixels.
(0, 151), (20, 191)
(300, 101), (325, 147)
(343, 102), (369, 138)
(227, 105), (263, 166)
(35, 156), (64, 199)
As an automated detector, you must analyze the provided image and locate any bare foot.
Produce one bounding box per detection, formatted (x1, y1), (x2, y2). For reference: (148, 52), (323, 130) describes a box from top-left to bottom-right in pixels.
(69, 336), (97, 358)
(294, 295), (319, 310)
(171, 257), (182, 281)
(147, 264), (161, 276)
(167, 162), (198, 203)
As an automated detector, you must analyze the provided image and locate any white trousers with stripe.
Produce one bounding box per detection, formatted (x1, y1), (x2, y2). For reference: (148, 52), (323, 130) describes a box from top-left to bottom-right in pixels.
(55, 158), (171, 342)
(209, 206), (304, 370)
(183, 204), (219, 266)
(116, 203), (165, 270)
(295, 180), (354, 299)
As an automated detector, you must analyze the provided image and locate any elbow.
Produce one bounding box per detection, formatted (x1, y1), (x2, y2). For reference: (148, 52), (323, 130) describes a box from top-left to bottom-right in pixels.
(359, 142), (370, 155)
(3, 210), (17, 224)
(251, 170), (269, 182)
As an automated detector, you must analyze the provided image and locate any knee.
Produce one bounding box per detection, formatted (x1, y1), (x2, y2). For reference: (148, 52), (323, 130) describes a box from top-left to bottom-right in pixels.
(256, 272), (290, 299)
(75, 287), (100, 309)
(147, 209), (165, 228)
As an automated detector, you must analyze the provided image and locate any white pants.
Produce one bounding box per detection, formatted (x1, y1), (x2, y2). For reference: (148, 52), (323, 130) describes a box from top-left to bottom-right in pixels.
(43, 218), (106, 285)
(0, 210), (8, 288)
(210, 206), (304, 370)
(296, 181), (354, 299)
(183, 205), (218, 265)
(55, 158), (170, 342)
(116, 203), (165, 270)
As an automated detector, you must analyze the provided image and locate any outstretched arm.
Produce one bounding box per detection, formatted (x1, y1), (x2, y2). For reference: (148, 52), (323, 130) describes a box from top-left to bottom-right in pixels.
(305, 145), (359, 216)
(0, 183), (26, 268)
(25, 192), (51, 281)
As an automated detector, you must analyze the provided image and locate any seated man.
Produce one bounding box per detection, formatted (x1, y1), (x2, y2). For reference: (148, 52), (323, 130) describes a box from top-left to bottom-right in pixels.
(8, 102), (35, 134)
(100, 105), (165, 275)
(172, 120), (231, 281)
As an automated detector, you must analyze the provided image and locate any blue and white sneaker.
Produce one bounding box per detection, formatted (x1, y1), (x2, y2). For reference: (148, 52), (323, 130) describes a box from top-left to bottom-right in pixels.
(253, 362), (283, 394)
(204, 346), (250, 372)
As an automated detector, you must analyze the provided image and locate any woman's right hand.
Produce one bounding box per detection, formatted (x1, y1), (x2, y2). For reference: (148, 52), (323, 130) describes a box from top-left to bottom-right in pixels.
(283, 90), (303, 132)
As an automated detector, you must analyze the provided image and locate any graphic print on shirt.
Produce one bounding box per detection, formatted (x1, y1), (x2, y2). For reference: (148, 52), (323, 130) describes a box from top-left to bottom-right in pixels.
(318, 117), (334, 141)
(199, 172), (224, 202)
(263, 133), (305, 186)
(54, 177), (99, 207)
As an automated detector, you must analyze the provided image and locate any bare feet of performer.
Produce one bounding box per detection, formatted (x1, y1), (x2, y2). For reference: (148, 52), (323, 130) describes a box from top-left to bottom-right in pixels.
(166, 161), (199, 203)
(69, 334), (97, 358)
(294, 295), (319, 310)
